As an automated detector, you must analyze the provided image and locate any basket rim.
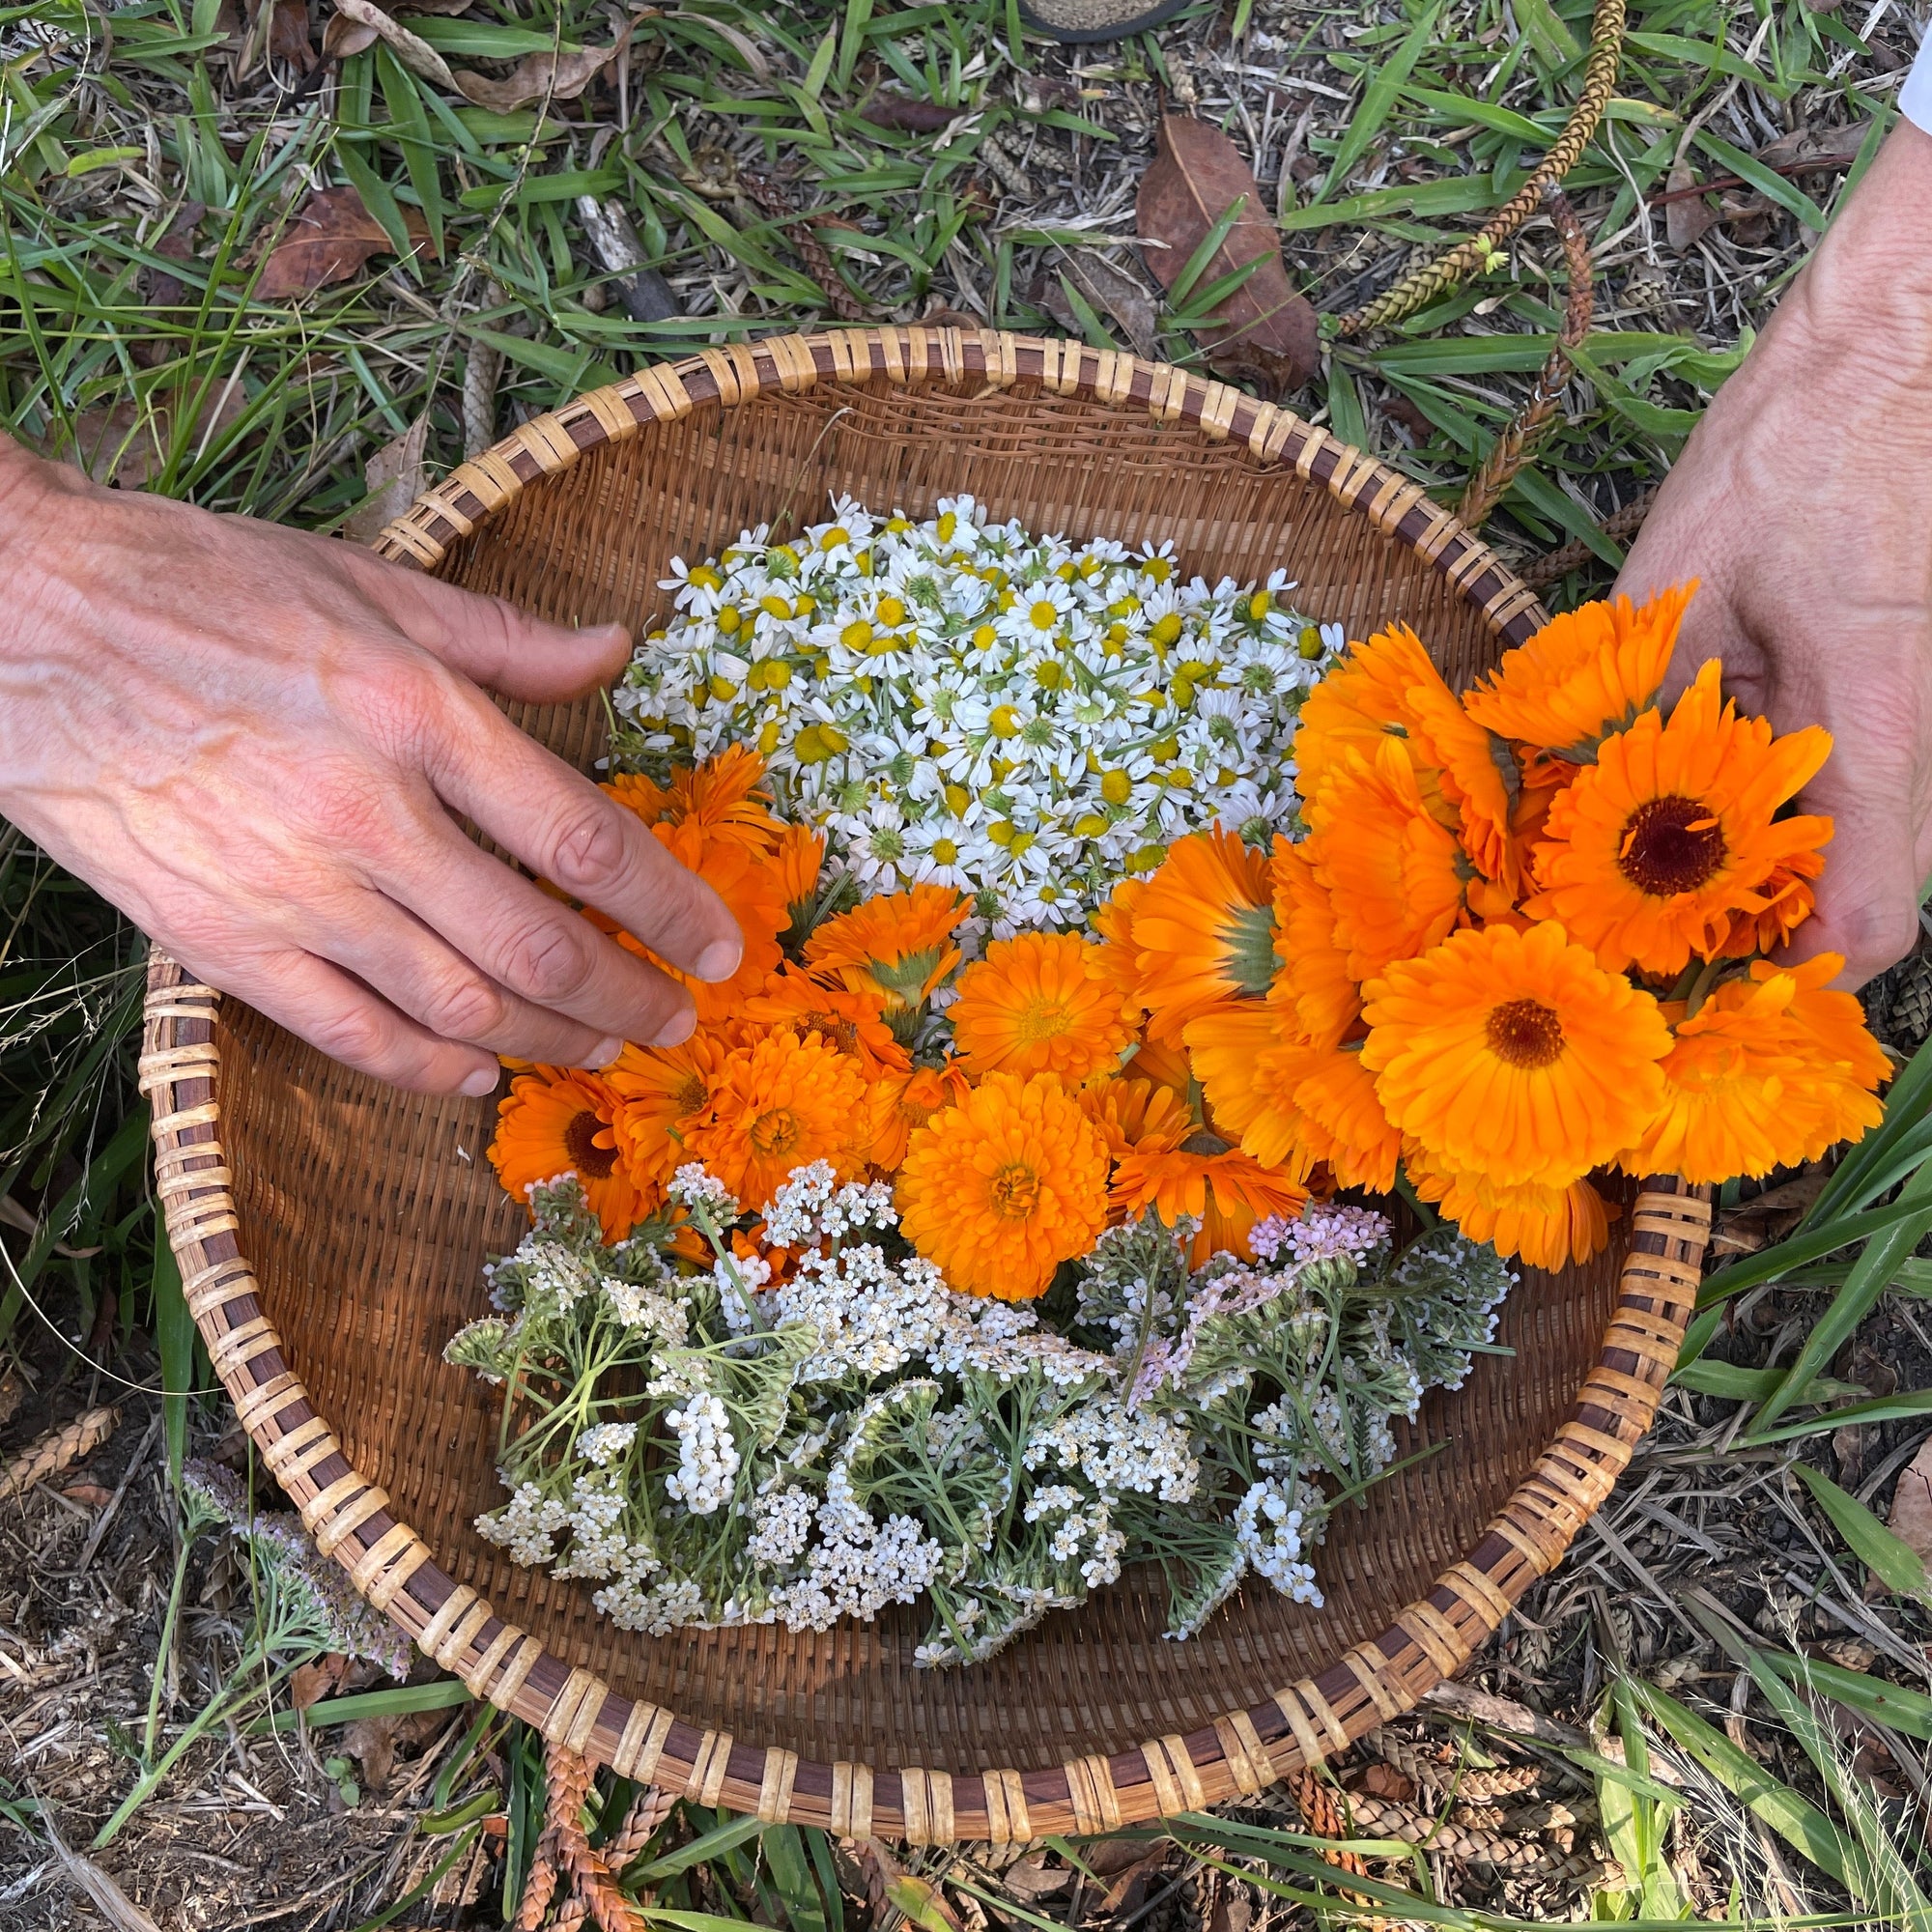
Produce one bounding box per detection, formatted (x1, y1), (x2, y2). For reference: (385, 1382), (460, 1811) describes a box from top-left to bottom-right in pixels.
(145, 327), (1711, 1841)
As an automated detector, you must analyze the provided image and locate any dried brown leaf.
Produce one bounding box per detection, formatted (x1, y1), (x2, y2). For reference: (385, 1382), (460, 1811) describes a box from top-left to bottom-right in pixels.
(860, 91), (957, 133)
(59, 1482), (114, 1508)
(143, 202), (205, 312)
(1663, 160), (1719, 254)
(0, 1368), (22, 1430)
(1135, 114), (1318, 398)
(1353, 1761), (1416, 1803)
(1709, 1167), (1829, 1255)
(1759, 121), (1871, 172)
(260, 0), (314, 69)
(1207, 1883), (1252, 1932)
(342, 1714), (399, 1792)
(346, 414), (429, 544)
(1889, 1435), (1932, 1570)
(1059, 251), (1160, 359)
(291, 1652), (351, 1712)
(327, 0), (454, 83)
(453, 39), (619, 111)
(253, 185), (428, 299)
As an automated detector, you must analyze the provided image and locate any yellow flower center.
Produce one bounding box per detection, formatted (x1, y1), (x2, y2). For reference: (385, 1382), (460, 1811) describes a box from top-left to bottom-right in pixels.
(989, 1161), (1041, 1219)
(989, 705), (1022, 739)
(1618, 794), (1727, 897)
(749, 1106), (803, 1159)
(1029, 599), (1059, 630)
(931, 838), (959, 865)
(1014, 997), (1071, 1047)
(1485, 998), (1566, 1069)
(876, 595), (906, 625)
(563, 1111), (617, 1179)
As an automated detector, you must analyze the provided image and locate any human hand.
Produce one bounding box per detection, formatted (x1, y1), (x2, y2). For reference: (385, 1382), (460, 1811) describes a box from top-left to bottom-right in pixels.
(1617, 119), (1932, 989)
(0, 440), (742, 1094)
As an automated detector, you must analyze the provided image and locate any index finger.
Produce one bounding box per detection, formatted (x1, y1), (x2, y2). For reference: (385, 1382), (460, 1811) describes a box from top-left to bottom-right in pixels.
(426, 686), (744, 984)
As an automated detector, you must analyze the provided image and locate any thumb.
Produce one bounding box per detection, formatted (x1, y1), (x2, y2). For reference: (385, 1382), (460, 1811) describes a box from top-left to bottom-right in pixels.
(1782, 760), (1921, 991)
(343, 545), (633, 702)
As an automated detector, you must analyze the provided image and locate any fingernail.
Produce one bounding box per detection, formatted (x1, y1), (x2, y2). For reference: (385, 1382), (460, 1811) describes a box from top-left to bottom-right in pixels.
(654, 1004), (697, 1047)
(576, 1035), (626, 1071)
(696, 937), (743, 983)
(460, 1065), (500, 1098)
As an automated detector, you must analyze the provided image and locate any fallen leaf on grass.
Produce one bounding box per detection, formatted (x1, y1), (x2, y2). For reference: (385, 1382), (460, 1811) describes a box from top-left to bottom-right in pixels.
(59, 1483), (114, 1508)
(143, 201), (205, 311)
(254, 0), (315, 70)
(253, 185), (429, 298)
(342, 1715), (399, 1792)
(291, 1652), (351, 1712)
(1663, 160), (1719, 254)
(1888, 1435), (1932, 1570)
(1136, 114), (1318, 398)
(453, 39), (622, 111)
(323, 0), (454, 82)
(1353, 1760), (1416, 1802)
(346, 414), (429, 544)
(1037, 251), (1160, 359)
(1760, 121), (1872, 173)
(1708, 1166), (1829, 1256)
(861, 91), (958, 133)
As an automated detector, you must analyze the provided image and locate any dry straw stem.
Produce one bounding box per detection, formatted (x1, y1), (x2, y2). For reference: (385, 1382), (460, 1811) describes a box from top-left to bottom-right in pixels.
(0, 1403), (119, 1500)
(1334, 0), (1627, 336)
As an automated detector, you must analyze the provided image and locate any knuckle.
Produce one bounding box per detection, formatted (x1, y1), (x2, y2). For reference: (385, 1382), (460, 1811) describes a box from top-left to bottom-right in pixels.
(420, 968), (509, 1044)
(1845, 905), (1919, 985)
(501, 915), (596, 1006)
(545, 797), (633, 898)
(304, 760), (398, 858)
(305, 999), (396, 1074)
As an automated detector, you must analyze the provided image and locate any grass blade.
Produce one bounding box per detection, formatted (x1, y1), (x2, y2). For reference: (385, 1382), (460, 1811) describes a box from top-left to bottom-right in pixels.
(1311, 2), (1442, 206)
(1790, 1463), (1932, 1607)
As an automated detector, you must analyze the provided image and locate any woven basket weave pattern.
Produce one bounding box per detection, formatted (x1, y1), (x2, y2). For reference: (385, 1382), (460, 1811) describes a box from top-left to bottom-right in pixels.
(143, 327), (1710, 1841)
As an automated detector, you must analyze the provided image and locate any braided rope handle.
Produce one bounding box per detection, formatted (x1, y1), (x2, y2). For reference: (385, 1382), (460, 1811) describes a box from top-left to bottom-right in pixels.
(1334, 0), (1626, 338)
(1458, 187), (1594, 530)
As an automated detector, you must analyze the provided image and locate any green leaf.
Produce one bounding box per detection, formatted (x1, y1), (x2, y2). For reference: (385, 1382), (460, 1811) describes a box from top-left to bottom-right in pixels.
(1791, 1462), (1932, 1606)
(253, 1676), (474, 1735)
(1625, 1677), (1859, 1890)
(1742, 1387), (1932, 1446)
(153, 1230), (194, 1487)
(1694, 1190), (1932, 1311)
(1312, 2), (1444, 206)
(1693, 128), (1828, 231)
(1751, 1155), (1932, 1431)
(1762, 1649), (1932, 1743)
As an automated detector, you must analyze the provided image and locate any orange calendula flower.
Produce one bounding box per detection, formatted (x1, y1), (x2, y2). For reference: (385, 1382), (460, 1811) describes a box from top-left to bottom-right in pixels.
(1526, 659), (1833, 977)
(1293, 623), (1515, 885)
(1306, 736), (1469, 982)
(1269, 838), (1358, 1048)
(742, 965), (909, 1078)
(602, 749), (784, 857)
(1185, 1002), (1313, 1171)
(1129, 829), (1278, 1047)
(1406, 1148), (1618, 1272)
(950, 932), (1134, 1082)
(1292, 1041), (1401, 1194)
(684, 1028), (870, 1212)
(774, 822), (826, 928)
(896, 1071), (1110, 1299)
(1618, 954), (1886, 1182)
(1092, 876), (1152, 1030)
(1109, 1145), (1308, 1266)
(804, 883), (967, 1011)
(865, 1063), (973, 1171)
(490, 1067), (645, 1243)
(624, 819), (789, 1024)
(1078, 1075), (1192, 1162)
(1360, 920), (1671, 1189)
(606, 1029), (742, 1186)
(1125, 1030), (1195, 1103)
(1464, 585), (1695, 761)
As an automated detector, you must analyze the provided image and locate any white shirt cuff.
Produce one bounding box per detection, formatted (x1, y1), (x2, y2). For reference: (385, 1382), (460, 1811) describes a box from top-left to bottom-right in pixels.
(1903, 28), (1932, 134)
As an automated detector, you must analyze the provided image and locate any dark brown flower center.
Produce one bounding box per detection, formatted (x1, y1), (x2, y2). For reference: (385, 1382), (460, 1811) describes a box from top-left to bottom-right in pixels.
(990, 1163), (1041, 1219)
(1617, 793), (1726, 897)
(750, 1107), (802, 1158)
(672, 1073), (708, 1114)
(563, 1110), (617, 1179)
(1485, 998), (1566, 1069)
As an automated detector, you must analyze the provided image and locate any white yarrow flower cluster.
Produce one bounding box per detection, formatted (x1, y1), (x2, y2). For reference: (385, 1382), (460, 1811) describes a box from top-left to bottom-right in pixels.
(613, 497), (1340, 934)
(663, 1393), (739, 1514)
(1235, 1479), (1321, 1604)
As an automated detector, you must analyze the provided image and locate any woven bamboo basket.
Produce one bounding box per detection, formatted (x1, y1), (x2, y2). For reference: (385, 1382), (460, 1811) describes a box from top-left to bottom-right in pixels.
(142, 327), (1712, 1843)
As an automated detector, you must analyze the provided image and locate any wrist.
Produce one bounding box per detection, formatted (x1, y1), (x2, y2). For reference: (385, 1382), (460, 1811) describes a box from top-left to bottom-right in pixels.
(1773, 123), (1932, 373)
